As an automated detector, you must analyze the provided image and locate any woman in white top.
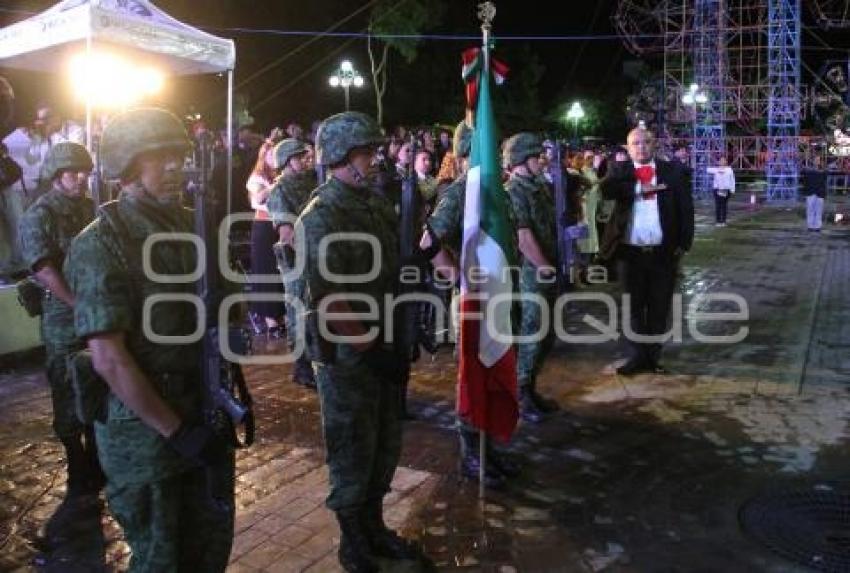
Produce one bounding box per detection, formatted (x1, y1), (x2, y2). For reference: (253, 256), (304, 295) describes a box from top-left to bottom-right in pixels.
(246, 138), (285, 336)
(707, 156), (735, 226)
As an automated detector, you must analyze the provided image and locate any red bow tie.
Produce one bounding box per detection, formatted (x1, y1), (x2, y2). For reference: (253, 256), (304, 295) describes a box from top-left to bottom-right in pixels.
(635, 165), (654, 185)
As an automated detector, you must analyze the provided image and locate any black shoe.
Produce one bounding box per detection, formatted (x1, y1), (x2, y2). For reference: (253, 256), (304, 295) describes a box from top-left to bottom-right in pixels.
(487, 449), (521, 479)
(364, 501), (422, 560)
(616, 358), (649, 376)
(336, 511), (379, 573)
(460, 453), (506, 489)
(531, 389), (560, 413)
(41, 494), (102, 548)
(519, 387), (544, 423)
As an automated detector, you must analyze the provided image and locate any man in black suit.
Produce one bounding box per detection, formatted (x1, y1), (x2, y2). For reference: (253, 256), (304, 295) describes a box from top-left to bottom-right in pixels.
(599, 128), (694, 375)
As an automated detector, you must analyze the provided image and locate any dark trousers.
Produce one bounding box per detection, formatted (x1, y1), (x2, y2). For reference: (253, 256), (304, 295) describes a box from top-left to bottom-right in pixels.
(714, 191), (729, 223)
(249, 219), (284, 320)
(618, 246), (677, 366)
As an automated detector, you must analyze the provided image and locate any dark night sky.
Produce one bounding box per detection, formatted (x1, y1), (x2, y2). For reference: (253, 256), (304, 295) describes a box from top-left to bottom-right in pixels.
(0, 1), (846, 138)
(0, 0), (626, 134)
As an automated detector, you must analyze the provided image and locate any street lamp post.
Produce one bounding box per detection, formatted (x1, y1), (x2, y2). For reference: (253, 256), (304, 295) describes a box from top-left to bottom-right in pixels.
(328, 60), (364, 111)
(566, 101), (585, 146)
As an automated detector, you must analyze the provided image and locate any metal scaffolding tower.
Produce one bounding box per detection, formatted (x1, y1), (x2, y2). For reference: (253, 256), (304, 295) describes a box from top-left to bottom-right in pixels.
(766, 0), (801, 201)
(692, 0), (726, 199)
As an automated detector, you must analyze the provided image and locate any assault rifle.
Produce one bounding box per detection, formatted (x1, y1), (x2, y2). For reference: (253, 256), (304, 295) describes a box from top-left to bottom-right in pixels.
(191, 134), (255, 448)
(551, 141), (588, 292)
(90, 133), (104, 213)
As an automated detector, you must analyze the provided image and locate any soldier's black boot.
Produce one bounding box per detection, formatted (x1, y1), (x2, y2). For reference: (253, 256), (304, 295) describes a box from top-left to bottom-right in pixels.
(519, 386), (544, 424)
(364, 499), (421, 559)
(41, 435), (101, 548)
(486, 446), (521, 479)
(399, 380), (415, 420)
(531, 386), (560, 414)
(336, 510), (379, 573)
(62, 435), (90, 497)
(458, 429), (505, 488)
(292, 355), (316, 389)
(82, 426), (106, 493)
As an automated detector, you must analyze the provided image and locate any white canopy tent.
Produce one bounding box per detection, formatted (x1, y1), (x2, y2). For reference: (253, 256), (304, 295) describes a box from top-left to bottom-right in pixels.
(0, 0), (236, 211)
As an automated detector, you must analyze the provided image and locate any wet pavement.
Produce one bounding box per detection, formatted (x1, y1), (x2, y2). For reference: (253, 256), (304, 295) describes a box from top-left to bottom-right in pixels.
(2, 195), (850, 572)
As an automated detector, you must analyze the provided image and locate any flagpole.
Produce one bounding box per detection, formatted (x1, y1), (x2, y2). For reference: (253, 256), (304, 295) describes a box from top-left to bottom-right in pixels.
(477, 0), (495, 502)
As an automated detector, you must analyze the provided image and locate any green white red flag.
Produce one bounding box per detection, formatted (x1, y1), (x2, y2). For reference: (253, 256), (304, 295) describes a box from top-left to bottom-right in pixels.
(461, 46), (508, 112)
(457, 44), (518, 443)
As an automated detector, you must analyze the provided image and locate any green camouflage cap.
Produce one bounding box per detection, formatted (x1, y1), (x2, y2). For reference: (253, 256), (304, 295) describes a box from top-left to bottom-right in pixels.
(272, 138), (309, 170)
(453, 120), (472, 158)
(503, 132), (544, 168)
(315, 111), (384, 166)
(100, 107), (191, 179)
(40, 141), (93, 180)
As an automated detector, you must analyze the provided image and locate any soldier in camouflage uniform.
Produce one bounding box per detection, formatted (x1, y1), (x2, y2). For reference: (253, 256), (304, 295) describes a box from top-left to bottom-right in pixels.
(18, 142), (104, 525)
(298, 111), (422, 572)
(64, 108), (234, 572)
(419, 120), (521, 490)
(503, 132), (561, 424)
(267, 138), (317, 388)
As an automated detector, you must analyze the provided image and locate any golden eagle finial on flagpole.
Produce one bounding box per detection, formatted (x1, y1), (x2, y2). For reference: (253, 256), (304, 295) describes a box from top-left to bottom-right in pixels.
(477, 2), (496, 33)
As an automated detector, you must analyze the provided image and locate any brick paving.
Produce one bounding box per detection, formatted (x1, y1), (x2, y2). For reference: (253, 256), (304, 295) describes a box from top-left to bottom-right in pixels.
(2, 197), (850, 572)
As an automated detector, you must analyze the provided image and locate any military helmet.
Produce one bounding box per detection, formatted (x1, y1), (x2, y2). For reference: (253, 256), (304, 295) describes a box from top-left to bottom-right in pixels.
(315, 111), (384, 166)
(100, 108), (191, 179)
(453, 120), (472, 158)
(503, 132), (544, 168)
(272, 138), (309, 170)
(41, 142), (93, 181)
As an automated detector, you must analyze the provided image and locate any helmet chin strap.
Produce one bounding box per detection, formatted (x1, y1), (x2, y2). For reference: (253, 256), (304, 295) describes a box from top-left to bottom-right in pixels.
(345, 162), (369, 186)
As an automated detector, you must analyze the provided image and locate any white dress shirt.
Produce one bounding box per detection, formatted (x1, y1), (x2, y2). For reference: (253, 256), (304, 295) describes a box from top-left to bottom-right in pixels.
(626, 160), (663, 246)
(706, 166), (735, 193)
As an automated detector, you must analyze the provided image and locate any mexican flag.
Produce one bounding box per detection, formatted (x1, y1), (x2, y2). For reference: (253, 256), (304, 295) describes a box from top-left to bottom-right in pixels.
(456, 46), (518, 443)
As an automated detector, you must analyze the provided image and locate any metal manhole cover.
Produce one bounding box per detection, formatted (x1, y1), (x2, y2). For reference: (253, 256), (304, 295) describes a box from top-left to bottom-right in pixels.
(740, 484), (850, 572)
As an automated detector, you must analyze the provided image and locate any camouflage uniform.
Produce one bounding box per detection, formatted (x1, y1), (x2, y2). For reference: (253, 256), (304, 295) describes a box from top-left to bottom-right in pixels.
(504, 133), (559, 422)
(300, 175), (400, 510)
(18, 142), (102, 500)
(65, 109), (233, 572)
(267, 166), (317, 384)
(19, 189), (93, 438)
(300, 112), (423, 571)
(506, 172), (557, 387)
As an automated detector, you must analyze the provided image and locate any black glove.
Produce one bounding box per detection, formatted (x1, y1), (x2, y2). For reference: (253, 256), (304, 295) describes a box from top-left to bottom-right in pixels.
(167, 422), (228, 467)
(362, 345), (408, 382)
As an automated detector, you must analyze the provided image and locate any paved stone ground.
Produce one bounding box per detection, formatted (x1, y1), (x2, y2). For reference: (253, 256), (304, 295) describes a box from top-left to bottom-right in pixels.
(2, 195), (850, 572)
